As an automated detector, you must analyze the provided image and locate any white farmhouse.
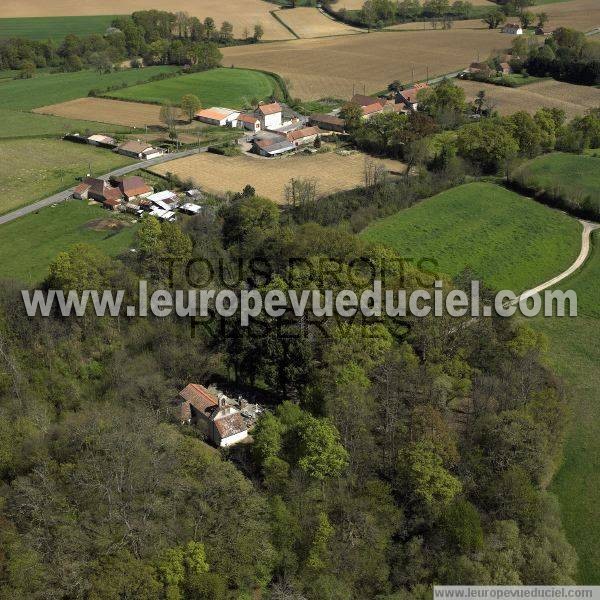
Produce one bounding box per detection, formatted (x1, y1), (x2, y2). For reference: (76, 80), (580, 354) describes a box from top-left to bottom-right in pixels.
(502, 23), (523, 34)
(258, 102), (283, 130)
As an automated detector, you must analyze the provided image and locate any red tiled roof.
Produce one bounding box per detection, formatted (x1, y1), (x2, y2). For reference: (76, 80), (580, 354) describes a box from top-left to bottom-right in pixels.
(119, 176), (152, 198)
(310, 113), (345, 126)
(258, 102), (281, 116)
(351, 94), (385, 108)
(362, 102), (384, 116)
(179, 383), (217, 420)
(214, 412), (246, 439)
(104, 198), (121, 207)
(74, 183), (91, 194)
(238, 114), (259, 124)
(286, 126), (321, 142)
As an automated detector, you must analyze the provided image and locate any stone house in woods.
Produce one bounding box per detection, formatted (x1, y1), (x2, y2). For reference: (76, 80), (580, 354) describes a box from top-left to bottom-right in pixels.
(178, 384), (248, 447)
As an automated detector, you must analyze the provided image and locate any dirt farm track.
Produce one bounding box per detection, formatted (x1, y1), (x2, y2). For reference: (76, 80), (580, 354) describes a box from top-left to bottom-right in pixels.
(150, 151), (405, 203)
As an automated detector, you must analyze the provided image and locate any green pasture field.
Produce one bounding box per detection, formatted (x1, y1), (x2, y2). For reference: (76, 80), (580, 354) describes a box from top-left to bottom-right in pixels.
(0, 16), (120, 41)
(531, 230), (600, 583)
(0, 66), (179, 110)
(360, 181), (582, 292)
(108, 68), (279, 108)
(0, 201), (139, 284)
(0, 138), (133, 214)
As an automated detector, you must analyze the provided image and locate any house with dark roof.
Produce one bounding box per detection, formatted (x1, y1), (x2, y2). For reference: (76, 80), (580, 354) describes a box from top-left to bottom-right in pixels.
(116, 140), (164, 160)
(252, 137), (295, 157)
(178, 384), (248, 447)
(350, 94), (387, 119)
(308, 113), (346, 133)
(116, 176), (153, 201)
(77, 177), (124, 205)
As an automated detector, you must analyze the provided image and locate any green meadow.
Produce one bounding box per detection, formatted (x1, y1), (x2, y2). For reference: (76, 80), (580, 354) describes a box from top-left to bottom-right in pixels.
(0, 138), (133, 215)
(0, 16), (120, 41)
(360, 182), (581, 292)
(0, 107), (131, 139)
(109, 68), (279, 108)
(514, 152), (600, 214)
(0, 66), (179, 110)
(0, 201), (139, 284)
(531, 230), (600, 583)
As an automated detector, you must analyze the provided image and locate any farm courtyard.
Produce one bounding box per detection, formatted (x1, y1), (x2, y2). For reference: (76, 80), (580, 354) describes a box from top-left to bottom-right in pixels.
(222, 29), (517, 100)
(150, 151), (405, 203)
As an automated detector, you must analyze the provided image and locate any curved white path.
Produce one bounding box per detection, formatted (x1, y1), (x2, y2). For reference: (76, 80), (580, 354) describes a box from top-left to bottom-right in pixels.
(514, 219), (600, 304)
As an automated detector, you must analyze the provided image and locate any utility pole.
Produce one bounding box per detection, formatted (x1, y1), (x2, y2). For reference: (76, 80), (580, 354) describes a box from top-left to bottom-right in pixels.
(411, 63), (415, 86)
(426, 65), (429, 83)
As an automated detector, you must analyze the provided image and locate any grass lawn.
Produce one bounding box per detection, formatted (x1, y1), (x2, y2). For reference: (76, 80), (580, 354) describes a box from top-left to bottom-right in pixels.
(0, 107), (132, 139)
(0, 201), (139, 284)
(0, 16), (120, 41)
(514, 152), (600, 215)
(108, 68), (279, 108)
(360, 182), (582, 292)
(0, 139), (134, 215)
(529, 230), (600, 583)
(0, 66), (179, 111)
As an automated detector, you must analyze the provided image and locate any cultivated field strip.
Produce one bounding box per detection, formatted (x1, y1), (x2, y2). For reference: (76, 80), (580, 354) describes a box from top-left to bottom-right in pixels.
(150, 151), (406, 203)
(222, 29), (515, 100)
(274, 7), (363, 38)
(456, 79), (600, 120)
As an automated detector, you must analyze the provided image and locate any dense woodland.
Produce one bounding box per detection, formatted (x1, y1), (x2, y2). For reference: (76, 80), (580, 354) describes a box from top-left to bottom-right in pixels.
(0, 10), (256, 74)
(0, 137), (579, 598)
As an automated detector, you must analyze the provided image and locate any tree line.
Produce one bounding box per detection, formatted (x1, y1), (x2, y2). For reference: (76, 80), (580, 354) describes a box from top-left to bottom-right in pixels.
(0, 9), (263, 75)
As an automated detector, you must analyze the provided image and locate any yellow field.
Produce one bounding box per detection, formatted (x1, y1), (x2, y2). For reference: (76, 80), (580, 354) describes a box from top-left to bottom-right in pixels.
(275, 7), (362, 38)
(456, 79), (600, 120)
(34, 97), (167, 128)
(532, 0), (600, 32)
(150, 151), (405, 203)
(223, 29), (514, 100)
(2, 0), (294, 41)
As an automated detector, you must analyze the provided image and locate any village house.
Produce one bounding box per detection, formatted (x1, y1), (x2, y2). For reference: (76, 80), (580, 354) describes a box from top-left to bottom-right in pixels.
(236, 113), (262, 132)
(502, 23), (523, 35)
(73, 177), (123, 205)
(116, 176), (153, 201)
(351, 94), (386, 119)
(257, 102), (283, 129)
(396, 82), (429, 111)
(195, 107), (240, 127)
(178, 384), (248, 447)
(286, 126), (323, 147)
(116, 140), (164, 160)
(308, 113), (346, 133)
(253, 137), (295, 157)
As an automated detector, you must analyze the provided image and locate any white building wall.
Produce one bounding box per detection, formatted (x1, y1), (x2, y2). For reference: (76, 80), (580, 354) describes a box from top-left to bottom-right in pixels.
(263, 112), (282, 129)
(219, 429), (249, 447)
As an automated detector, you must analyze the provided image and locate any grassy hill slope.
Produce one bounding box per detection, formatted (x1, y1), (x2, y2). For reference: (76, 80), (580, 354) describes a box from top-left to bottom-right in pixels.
(360, 182), (581, 292)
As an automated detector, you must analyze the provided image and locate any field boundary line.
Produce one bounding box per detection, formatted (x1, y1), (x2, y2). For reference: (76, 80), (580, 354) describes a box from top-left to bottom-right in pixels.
(269, 10), (300, 39)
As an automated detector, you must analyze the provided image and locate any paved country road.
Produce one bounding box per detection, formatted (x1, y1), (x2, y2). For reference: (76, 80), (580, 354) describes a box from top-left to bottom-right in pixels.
(0, 148), (203, 226)
(513, 219), (600, 304)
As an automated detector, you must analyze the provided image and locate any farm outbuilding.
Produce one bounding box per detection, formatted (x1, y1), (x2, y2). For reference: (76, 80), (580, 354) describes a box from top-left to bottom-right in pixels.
(195, 107), (240, 126)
